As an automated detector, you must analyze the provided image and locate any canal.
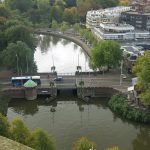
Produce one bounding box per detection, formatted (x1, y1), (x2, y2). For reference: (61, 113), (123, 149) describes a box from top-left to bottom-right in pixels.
(34, 35), (92, 73)
(7, 35), (150, 150)
(7, 97), (150, 150)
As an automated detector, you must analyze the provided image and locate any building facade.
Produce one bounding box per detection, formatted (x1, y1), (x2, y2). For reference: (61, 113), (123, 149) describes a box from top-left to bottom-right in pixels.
(86, 6), (130, 29)
(121, 11), (150, 31)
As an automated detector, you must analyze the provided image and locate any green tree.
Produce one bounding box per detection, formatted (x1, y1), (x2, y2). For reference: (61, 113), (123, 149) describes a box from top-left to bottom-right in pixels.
(6, 0), (34, 13)
(60, 21), (68, 33)
(51, 19), (59, 29)
(132, 51), (150, 105)
(63, 7), (79, 24)
(1, 41), (36, 73)
(73, 23), (80, 33)
(51, 5), (63, 22)
(30, 128), (55, 150)
(0, 4), (10, 18)
(0, 113), (10, 137)
(73, 137), (96, 150)
(10, 118), (30, 145)
(92, 41), (122, 70)
(5, 24), (36, 49)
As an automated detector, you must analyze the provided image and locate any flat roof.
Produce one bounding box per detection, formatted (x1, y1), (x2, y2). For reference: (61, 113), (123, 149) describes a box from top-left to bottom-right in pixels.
(123, 11), (150, 15)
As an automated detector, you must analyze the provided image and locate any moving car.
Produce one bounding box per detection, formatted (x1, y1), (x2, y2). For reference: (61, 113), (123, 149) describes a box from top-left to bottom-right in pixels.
(54, 76), (63, 81)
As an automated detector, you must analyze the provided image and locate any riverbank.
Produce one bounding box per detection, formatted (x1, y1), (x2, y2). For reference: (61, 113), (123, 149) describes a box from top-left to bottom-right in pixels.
(109, 93), (150, 124)
(33, 29), (92, 58)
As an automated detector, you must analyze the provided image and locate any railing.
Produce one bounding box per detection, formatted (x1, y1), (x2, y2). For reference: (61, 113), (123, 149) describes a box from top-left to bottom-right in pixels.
(57, 72), (75, 76)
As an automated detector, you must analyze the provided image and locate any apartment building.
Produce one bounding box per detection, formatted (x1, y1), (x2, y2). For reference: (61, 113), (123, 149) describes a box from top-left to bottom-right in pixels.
(121, 11), (150, 31)
(86, 6), (130, 29)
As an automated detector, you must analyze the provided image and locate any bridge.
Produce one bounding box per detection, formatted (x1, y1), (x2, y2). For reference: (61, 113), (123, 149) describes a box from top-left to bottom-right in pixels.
(1, 70), (132, 100)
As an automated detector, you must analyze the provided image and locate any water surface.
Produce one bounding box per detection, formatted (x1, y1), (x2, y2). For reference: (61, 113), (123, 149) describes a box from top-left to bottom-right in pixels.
(7, 97), (150, 150)
(34, 35), (92, 74)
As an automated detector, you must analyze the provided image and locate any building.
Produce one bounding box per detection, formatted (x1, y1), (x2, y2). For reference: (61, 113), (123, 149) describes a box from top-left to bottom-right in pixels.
(121, 11), (150, 31)
(86, 6), (130, 29)
(92, 23), (150, 40)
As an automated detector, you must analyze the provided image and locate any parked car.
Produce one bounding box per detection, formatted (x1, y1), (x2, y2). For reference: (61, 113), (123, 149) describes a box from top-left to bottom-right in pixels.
(54, 76), (63, 81)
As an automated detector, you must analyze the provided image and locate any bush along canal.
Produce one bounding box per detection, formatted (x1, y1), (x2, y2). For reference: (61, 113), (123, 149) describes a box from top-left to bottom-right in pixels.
(109, 93), (150, 124)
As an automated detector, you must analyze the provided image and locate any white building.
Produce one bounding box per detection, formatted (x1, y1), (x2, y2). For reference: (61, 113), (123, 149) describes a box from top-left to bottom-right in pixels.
(92, 23), (150, 40)
(86, 6), (131, 29)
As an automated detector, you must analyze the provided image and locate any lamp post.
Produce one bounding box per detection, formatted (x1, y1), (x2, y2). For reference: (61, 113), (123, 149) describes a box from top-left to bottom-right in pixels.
(16, 54), (19, 76)
(120, 60), (123, 86)
(26, 55), (29, 73)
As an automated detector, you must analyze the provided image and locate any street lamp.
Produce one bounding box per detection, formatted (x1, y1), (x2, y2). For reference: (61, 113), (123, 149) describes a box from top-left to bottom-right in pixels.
(120, 60), (123, 86)
(26, 55), (29, 73)
(16, 54), (19, 76)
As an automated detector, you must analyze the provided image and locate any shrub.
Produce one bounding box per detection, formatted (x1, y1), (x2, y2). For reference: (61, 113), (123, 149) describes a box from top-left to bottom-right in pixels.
(73, 137), (96, 150)
(0, 113), (10, 137)
(10, 118), (31, 145)
(30, 128), (55, 150)
(109, 93), (150, 123)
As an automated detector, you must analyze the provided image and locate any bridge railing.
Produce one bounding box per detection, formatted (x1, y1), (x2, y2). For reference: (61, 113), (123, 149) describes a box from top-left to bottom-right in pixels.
(57, 72), (75, 76)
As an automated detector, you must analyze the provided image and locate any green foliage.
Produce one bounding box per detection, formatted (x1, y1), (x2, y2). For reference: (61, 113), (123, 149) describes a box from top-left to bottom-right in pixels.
(10, 118), (31, 145)
(0, 4), (10, 18)
(0, 113), (10, 137)
(51, 20), (59, 29)
(5, 24), (36, 49)
(132, 51), (150, 105)
(30, 128), (55, 150)
(109, 93), (150, 123)
(6, 0), (34, 13)
(61, 21), (69, 32)
(92, 41), (122, 70)
(73, 137), (96, 150)
(63, 7), (79, 24)
(1, 41), (36, 73)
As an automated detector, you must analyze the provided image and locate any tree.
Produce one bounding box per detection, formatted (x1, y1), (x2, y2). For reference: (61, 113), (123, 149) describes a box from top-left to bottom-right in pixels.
(119, 0), (129, 6)
(61, 21), (68, 33)
(0, 113), (10, 137)
(63, 7), (79, 24)
(92, 41), (122, 70)
(73, 23), (80, 33)
(30, 128), (55, 150)
(0, 4), (10, 18)
(51, 19), (59, 29)
(64, 0), (77, 7)
(10, 118), (30, 145)
(6, 0), (34, 13)
(73, 137), (96, 150)
(1, 41), (36, 73)
(51, 5), (63, 22)
(5, 24), (36, 49)
(132, 51), (150, 105)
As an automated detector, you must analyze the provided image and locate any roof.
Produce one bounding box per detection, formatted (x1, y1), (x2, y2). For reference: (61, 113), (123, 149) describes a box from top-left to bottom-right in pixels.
(11, 76), (31, 80)
(24, 79), (37, 88)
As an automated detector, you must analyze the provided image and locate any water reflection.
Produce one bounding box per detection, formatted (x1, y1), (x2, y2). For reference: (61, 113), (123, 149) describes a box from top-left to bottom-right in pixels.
(34, 35), (92, 73)
(7, 98), (150, 150)
(132, 127), (150, 150)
